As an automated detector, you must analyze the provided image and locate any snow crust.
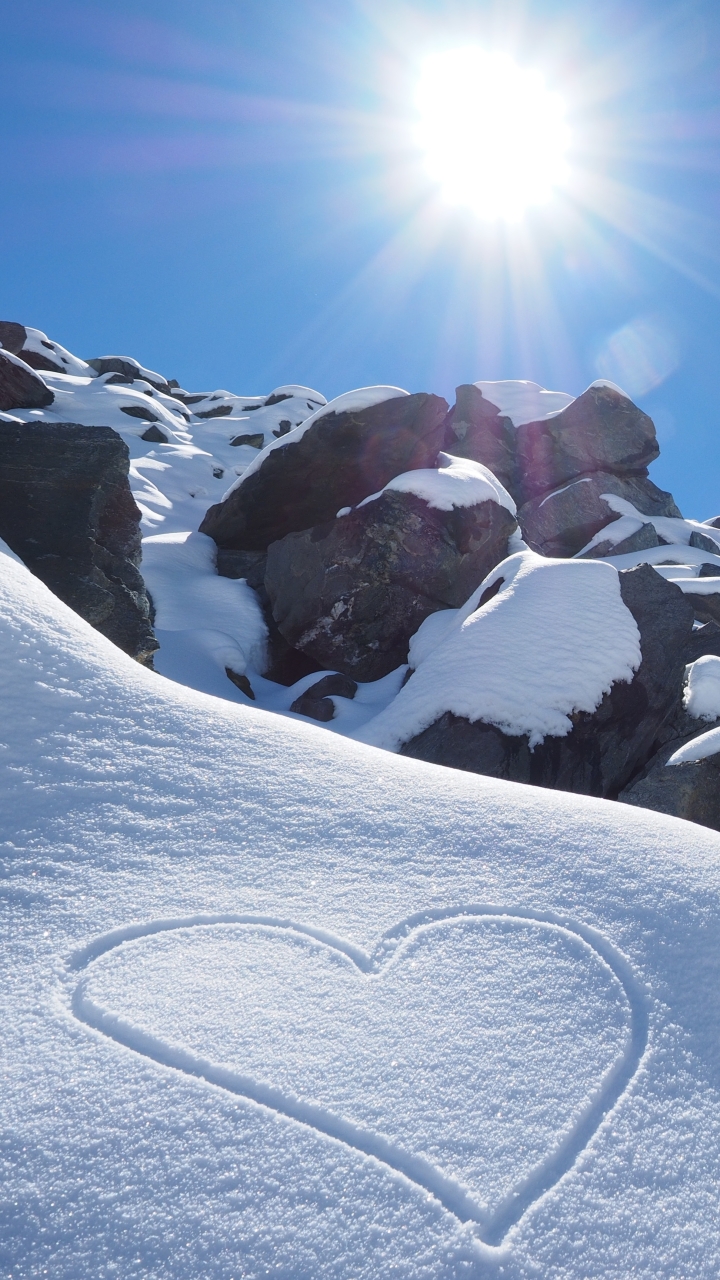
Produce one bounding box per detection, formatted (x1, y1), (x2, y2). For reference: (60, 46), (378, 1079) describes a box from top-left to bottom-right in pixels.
(4, 544), (720, 1276)
(361, 552), (641, 752)
(473, 380), (574, 425)
(683, 656), (720, 723)
(357, 453), (516, 516)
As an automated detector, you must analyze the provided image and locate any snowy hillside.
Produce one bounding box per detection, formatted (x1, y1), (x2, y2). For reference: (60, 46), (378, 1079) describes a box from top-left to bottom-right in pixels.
(3, 323), (720, 1276)
(3, 542), (720, 1278)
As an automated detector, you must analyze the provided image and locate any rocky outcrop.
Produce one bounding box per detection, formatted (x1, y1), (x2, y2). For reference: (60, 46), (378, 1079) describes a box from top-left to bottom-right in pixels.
(515, 384), (659, 503)
(215, 547), (323, 685)
(401, 565), (694, 798)
(0, 321), (27, 355)
(0, 350), (54, 412)
(619, 733), (720, 830)
(443, 385), (518, 497)
(87, 356), (173, 395)
(200, 392), (449, 551)
(519, 472), (681, 559)
(0, 422), (158, 664)
(265, 488), (517, 681)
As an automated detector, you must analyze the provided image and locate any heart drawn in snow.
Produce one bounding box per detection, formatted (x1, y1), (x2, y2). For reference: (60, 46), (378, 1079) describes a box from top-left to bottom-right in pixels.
(68, 907), (647, 1246)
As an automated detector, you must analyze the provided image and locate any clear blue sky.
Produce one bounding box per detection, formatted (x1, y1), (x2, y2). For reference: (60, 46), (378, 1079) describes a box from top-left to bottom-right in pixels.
(2, 0), (719, 517)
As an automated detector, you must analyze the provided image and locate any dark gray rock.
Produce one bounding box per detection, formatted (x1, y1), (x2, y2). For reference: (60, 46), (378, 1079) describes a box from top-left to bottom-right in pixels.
(0, 350), (54, 412)
(683, 591), (720, 626)
(196, 403), (233, 419)
(225, 668), (255, 699)
(619, 734), (720, 831)
(515, 384), (659, 503)
(303, 673), (358, 700)
(0, 422), (158, 664)
(265, 488), (517, 682)
(119, 404), (161, 424)
(579, 521), (662, 559)
(140, 425), (169, 443)
(199, 392), (449, 551)
(87, 356), (172, 395)
(698, 563), (720, 578)
(443, 384), (518, 498)
(690, 529), (720, 555)
(230, 433), (264, 449)
(17, 341), (66, 374)
(519, 471), (682, 558)
(401, 565), (694, 798)
(0, 321), (27, 355)
(686, 621), (720, 663)
(289, 693), (336, 722)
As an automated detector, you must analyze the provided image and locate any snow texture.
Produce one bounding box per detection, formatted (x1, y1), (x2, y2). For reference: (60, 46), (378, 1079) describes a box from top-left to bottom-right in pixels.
(4, 541), (720, 1277)
(683, 656), (720, 724)
(473, 379), (574, 425)
(360, 551), (641, 752)
(357, 452), (517, 515)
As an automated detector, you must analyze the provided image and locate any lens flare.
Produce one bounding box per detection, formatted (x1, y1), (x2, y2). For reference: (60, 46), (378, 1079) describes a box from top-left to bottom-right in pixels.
(415, 48), (570, 221)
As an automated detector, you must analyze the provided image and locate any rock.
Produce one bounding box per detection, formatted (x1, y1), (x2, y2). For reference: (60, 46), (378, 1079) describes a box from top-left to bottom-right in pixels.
(119, 404), (161, 424)
(265, 488), (517, 682)
(140, 425), (169, 443)
(687, 621), (720, 663)
(515, 383), (659, 503)
(230, 433), (264, 449)
(0, 321), (27, 355)
(401, 564), (694, 798)
(0, 422), (158, 664)
(225, 668), (255, 699)
(87, 356), (172, 395)
(683, 590), (720, 626)
(619, 736), (720, 831)
(519, 471), (682, 558)
(442, 384), (518, 497)
(303, 673), (358, 700)
(698, 563), (720, 578)
(289, 693), (336, 722)
(579, 521), (662, 559)
(199, 392), (449, 551)
(0, 350), (54, 412)
(689, 529), (720, 554)
(704, 516), (720, 530)
(196, 404), (233, 419)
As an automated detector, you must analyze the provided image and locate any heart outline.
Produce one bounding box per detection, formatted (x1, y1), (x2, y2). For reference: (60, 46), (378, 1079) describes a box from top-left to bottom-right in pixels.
(66, 906), (648, 1247)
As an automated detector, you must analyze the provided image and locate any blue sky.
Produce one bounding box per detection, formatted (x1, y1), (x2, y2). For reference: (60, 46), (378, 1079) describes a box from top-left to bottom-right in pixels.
(2, 0), (720, 516)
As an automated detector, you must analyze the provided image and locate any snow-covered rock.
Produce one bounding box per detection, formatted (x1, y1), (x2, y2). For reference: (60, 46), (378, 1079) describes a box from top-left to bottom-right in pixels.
(0, 348), (54, 411)
(519, 470), (682, 558)
(199, 390), (449, 550)
(264, 458), (517, 682)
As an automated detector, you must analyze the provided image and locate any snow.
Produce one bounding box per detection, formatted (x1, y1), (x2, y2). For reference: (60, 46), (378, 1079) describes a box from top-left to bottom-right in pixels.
(360, 551), (641, 752)
(579, 494), (720, 558)
(20, 324), (93, 376)
(683, 656), (720, 723)
(357, 452), (517, 515)
(221, 385), (410, 499)
(667, 723), (720, 764)
(473, 379), (574, 425)
(5, 541), (720, 1276)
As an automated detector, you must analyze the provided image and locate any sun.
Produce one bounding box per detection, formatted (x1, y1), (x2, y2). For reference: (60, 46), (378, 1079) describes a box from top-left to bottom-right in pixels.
(415, 48), (570, 221)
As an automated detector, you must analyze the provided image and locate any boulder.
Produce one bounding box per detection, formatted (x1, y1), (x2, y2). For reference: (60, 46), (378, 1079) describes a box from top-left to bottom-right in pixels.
(0, 422), (158, 665)
(400, 564), (694, 798)
(87, 356), (172, 395)
(683, 589), (720, 627)
(199, 392), (449, 551)
(619, 736), (720, 831)
(687, 621), (720, 663)
(519, 471), (681, 558)
(0, 321), (27, 355)
(442, 384), (518, 497)
(515, 383), (659, 503)
(579, 521), (662, 559)
(265, 487), (517, 682)
(689, 529), (720, 554)
(0, 350), (54, 412)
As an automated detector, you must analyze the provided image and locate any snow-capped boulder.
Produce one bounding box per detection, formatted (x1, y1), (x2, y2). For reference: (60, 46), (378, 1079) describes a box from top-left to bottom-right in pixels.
(442, 383), (519, 497)
(519, 471), (681, 558)
(0, 349), (54, 411)
(515, 383), (660, 503)
(264, 457), (517, 682)
(579, 520), (662, 559)
(87, 355), (173, 395)
(362, 557), (693, 798)
(3, 323), (91, 375)
(0, 422), (157, 664)
(199, 390), (449, 551)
